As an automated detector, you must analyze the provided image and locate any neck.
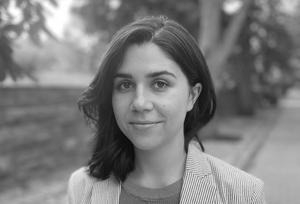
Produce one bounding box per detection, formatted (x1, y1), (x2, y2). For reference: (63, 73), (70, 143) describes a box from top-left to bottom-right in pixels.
(129, 141), (186, 188)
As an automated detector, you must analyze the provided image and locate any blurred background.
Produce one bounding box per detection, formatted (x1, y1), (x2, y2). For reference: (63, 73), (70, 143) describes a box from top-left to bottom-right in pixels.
(0, 0), (300, 203)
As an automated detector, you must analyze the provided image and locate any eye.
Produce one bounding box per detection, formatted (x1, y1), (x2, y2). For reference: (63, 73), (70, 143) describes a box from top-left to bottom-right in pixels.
(152, 80), (168, 90)
(118, 81), (133, 91)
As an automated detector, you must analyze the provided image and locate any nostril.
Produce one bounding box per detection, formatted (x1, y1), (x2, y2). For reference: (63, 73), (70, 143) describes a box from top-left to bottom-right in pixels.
(131, 100), (154, 112)
(130, 104), (134, 111)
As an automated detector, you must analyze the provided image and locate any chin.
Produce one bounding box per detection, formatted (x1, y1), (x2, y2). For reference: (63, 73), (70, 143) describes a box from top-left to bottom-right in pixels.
(130, 138), (163, 152)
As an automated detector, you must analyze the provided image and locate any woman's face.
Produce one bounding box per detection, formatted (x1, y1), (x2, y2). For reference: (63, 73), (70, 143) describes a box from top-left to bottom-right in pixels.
(112, 42), (200, 152)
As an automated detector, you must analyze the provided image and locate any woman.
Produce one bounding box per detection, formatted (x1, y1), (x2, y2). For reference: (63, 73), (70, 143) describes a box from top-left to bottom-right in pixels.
(68, 16), (266, 204)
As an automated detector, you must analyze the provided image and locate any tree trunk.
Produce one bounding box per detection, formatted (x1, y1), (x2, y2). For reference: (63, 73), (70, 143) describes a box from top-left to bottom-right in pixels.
(197, 0), (252, 138)
(237, 80), (255, 115)
(198, 0), (222, 56)
(236, 63), (255, 115)
(200, 0), (252, 90)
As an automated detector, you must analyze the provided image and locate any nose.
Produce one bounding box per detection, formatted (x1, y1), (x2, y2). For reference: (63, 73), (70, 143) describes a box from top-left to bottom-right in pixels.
(130, 87), (153, 112)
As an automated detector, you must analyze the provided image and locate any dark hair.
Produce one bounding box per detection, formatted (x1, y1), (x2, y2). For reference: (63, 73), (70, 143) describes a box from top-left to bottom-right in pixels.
(78, 16), (216, 182)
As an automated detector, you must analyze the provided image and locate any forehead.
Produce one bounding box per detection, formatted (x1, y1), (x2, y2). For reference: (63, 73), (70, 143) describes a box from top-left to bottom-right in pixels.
(117, 43), (180, 74)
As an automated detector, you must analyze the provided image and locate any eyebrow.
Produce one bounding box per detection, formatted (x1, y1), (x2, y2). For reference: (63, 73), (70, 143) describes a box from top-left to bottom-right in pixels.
(113, 73), (132, 79)
(146, 71), (177, 79)
(113, 71), (176, 79)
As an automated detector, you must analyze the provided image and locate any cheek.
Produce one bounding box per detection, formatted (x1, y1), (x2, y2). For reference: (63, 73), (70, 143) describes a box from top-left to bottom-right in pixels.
(112, 94), (133, 126)
(112, 95), (125, 121)
(161, 93), (189, 120)
(112, 96), (117, 114)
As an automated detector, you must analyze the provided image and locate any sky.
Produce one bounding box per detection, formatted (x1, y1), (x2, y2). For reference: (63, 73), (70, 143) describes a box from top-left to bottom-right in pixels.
(281, 0), (300, 13)
(7, 0), (73, 38)
(45, 0), (73, 38)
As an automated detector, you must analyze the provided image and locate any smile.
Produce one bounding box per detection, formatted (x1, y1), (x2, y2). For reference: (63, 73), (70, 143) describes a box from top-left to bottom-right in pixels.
(129, 121), (161, 129)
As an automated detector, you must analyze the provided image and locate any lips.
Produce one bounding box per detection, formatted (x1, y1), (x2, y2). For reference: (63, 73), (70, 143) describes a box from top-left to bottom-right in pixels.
(130, 121), (160, 125)
(129, 121), (161, 129)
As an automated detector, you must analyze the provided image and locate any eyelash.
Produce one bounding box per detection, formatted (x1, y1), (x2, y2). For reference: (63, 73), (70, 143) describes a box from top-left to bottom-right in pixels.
(116, 80), (169, 91)
(117, 81), (133, 91)
(153, 80), (168, 90)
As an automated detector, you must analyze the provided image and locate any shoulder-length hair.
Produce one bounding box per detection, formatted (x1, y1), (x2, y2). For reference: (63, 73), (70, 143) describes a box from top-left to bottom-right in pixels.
(78, 16), (216, 182)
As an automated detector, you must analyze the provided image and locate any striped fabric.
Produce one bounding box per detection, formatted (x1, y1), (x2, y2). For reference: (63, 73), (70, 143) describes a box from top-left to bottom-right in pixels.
(68, 141), (266, 204)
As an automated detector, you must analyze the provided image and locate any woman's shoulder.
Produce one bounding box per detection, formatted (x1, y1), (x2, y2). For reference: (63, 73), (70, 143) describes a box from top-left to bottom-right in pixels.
(69, 167), (95, 185)
(204, 153), (264, 192)
(68, 167), (97, 203)
(68, 167), (121, 204)
(189, 142), (264, 191)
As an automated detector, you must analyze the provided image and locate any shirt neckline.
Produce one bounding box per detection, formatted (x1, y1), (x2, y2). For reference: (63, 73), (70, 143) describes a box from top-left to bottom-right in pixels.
(122, 177), (183, 199)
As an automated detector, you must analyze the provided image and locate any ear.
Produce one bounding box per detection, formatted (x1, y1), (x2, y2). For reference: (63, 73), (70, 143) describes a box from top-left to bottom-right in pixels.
(187, 83), (202, 112)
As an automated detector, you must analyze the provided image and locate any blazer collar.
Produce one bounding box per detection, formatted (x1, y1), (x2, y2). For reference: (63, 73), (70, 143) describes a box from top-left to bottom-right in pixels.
(91, 142), (217, 204)
(185, 141), (212, 178)
(179, 141), (218, 203)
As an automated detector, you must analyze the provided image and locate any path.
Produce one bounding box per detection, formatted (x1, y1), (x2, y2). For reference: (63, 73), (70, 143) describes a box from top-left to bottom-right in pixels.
(247, 87), (300, 204)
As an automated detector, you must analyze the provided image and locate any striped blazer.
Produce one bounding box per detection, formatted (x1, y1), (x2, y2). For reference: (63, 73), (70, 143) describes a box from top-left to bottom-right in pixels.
(68, 142), (266, 204)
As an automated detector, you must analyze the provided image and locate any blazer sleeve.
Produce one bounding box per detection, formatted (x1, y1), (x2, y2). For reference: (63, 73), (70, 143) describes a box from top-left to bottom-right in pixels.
(67, 167), (90, 204)
(251, 179), (267, 204)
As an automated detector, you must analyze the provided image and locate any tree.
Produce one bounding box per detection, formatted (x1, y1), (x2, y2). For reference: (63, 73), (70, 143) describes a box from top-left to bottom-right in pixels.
(252, 0), (295, 104)
(199, 0), (252, 90)
(197, 0), (253, 137)
(199, 0), (295, 107)
(72, 0), (200, 40)
(0, 0), (57, 82)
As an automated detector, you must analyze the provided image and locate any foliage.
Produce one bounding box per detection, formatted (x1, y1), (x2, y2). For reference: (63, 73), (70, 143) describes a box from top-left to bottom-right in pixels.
(0, 0), (57, 82)
(72, 0), (199, 40)
(228, 0), (296, 107)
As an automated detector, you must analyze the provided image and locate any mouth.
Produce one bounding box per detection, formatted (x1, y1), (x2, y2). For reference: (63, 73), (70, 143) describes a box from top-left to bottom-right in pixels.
(129, 121), (161, 129)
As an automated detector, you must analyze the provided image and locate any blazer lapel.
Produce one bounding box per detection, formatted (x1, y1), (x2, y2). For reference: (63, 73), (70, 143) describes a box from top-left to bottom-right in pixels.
(180, 142), (218, 204)
(91, 177), (121, 204)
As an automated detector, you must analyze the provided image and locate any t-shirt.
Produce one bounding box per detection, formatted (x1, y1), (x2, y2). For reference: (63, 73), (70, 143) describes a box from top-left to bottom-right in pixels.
(119, 177), (183, 204)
